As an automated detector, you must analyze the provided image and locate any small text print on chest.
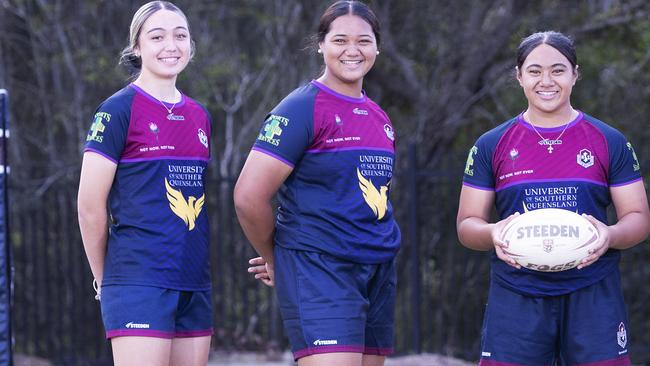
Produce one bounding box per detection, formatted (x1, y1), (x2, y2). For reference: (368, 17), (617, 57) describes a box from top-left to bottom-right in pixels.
(499, 169), (533, 181)
(140, 145), (176, 152)
(326, 136), (361, 143)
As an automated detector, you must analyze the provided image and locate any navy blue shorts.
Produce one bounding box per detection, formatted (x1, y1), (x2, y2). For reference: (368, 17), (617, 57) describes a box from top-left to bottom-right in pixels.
(479, 270), (631, 366)
(274, 246), (396, 360)
(100, 285), (213, 339)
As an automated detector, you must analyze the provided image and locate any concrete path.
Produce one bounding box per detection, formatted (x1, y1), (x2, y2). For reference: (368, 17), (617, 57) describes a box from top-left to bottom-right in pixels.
(207, 352), (476, 366)
(207, 351), (292, 365)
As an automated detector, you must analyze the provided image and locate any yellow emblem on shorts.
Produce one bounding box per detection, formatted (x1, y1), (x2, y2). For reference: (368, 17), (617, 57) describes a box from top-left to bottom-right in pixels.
(165, 178), (204, 230)
(357, 168), (389, 220)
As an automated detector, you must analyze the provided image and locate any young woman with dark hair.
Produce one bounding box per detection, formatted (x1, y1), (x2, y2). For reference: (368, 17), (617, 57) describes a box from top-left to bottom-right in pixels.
(457, 31), (650, 365)
(234, 1), (400, 365)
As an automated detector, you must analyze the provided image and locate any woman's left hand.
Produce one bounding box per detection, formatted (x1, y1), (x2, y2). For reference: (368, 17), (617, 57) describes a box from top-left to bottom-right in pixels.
(578, 214), (611, 269)
(248, 256), (275, 287)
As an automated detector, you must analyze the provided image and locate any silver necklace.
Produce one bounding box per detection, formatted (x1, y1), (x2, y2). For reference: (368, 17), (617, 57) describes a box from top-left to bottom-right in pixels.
(159, 98), (184, 121)
(528, 121), (570, 154)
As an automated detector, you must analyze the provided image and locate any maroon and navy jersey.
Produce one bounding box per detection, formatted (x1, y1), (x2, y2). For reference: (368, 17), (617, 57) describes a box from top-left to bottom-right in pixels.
(84, 84), (212, 291)
(253, 80), (401, 263)
(463, 111), (642, 296)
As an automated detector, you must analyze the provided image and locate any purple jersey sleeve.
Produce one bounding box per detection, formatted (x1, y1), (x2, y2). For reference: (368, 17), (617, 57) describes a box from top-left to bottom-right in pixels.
(582, 114), (642, 186)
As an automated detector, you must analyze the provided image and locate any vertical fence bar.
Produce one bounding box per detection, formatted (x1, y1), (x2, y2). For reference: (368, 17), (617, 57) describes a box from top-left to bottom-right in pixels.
(211, 176), (224, 345)
(0, 89), (12, 366)
(407, 143), (420, 353)
(270, 290), (280, 350)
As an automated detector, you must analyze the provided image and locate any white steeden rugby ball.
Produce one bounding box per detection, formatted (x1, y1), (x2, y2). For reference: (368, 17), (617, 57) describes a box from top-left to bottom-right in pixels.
(500, 208), (599, 272)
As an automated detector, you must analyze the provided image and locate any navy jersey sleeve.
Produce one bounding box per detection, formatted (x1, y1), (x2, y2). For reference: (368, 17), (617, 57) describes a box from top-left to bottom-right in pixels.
(197, 102), (213, 160)
(463, 133), (496, 190)
(583, 114), (642, 186)
(252, 86), (315, 167)
(84, 90), (132, 163)
(608, 133), (642, 186)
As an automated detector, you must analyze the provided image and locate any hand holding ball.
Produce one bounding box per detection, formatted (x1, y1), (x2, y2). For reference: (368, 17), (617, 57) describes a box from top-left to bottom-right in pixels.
(500, 209), (599, 272)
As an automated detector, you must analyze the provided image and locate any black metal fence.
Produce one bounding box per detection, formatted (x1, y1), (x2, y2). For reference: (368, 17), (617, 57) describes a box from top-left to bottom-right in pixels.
(10, 144), (650, 365)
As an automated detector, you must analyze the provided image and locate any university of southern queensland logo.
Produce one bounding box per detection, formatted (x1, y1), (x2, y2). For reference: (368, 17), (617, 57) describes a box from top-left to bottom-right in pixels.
(357, 168), (389, 220)
(577, 149), (594, 168)
(165, 178), (204, 231)
(87, 112), (111, 143)
(257, 114), (288, 146)
(383, 124), (395, 141)
(197, 128), (208, 148)
(617, 322), (627, 348)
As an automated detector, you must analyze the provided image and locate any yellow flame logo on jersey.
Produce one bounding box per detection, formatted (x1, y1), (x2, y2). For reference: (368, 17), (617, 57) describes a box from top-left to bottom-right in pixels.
(357, 168), (389, 220)
(165, 178), (204, 231)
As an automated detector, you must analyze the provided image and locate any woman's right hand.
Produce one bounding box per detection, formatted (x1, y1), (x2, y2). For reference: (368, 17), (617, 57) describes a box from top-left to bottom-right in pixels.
(247, 257), (275, 287)
(491, 213), (521, 269)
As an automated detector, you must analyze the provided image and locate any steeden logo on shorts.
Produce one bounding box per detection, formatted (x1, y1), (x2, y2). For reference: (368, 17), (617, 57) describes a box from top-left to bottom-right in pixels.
(313, 339), (338, 346)
(125, 322), (150, 329)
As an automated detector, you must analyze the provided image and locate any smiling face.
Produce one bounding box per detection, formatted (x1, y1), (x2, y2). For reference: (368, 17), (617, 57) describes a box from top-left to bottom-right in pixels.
(135, 9), (191, 82)
(318, 14), (377, 95)
(517, 43), (578, 117)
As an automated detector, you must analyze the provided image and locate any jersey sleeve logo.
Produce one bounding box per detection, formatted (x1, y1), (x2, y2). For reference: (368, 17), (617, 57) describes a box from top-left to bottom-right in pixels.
(627, 142), (640, 172)
(165, 178), (205, 230)
(257, 114), (289, 147)
(464, 145), (478, 176)
(357, 168), (389, 220)
(87, 112), (111, 143)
